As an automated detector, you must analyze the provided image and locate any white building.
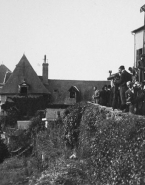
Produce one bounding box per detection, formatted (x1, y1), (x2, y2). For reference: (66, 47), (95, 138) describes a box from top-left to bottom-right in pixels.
(131, 26), (144, 67)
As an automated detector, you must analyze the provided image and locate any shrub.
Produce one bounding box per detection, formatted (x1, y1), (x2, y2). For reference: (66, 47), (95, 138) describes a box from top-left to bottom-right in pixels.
(61, 102), (145, 184)
(0, 157), (29, 185)
(63, 102), (86, 151)
(78, 103), (145, 184)
(0, 137), (9, 163)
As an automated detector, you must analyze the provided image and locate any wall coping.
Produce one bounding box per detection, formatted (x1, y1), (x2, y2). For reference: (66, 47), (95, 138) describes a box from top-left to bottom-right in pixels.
(87, 101), (145, 121)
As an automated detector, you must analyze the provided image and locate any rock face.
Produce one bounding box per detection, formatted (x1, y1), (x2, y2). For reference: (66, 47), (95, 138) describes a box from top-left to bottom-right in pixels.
(28, 102), (145, 184)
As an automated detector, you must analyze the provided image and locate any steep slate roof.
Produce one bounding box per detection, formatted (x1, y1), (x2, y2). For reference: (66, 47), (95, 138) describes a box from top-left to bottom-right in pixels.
(1, 55), (49, 94)
(0, 64), (11, 83)
(4, 71), (12, 83)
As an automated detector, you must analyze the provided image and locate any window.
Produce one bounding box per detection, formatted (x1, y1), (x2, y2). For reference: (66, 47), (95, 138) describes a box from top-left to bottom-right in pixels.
(69, 86), (79, 99)
(136, 48), (143, 61)
(70, 91), (75, 98)
(18, 80), (29, 95)
(20, 86), (28, 94)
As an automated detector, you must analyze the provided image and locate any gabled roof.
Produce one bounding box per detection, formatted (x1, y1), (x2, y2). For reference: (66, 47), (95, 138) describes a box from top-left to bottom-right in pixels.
(68, 86), (80, 92)
(131, 26), (144, 34)
(0, 64), (11, 83)
(1, 55), (49, 94)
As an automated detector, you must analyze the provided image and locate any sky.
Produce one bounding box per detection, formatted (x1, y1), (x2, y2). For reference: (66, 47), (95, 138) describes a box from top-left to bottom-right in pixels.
(0, 0), (145, 81)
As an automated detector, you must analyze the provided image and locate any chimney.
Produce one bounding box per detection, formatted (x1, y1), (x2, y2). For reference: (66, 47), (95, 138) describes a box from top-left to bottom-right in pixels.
(42, 55), (48, 84)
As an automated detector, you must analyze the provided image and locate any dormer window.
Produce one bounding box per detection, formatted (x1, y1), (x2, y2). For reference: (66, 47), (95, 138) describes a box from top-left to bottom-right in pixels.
(68, 86), (79, 99)
(70, 91), (75, 98)
(20, 86), (28, 94)
(18, 80), (29, 95)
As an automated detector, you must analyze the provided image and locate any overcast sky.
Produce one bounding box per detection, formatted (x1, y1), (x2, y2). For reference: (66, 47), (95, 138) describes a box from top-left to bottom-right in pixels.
(0, 0), (145, 81)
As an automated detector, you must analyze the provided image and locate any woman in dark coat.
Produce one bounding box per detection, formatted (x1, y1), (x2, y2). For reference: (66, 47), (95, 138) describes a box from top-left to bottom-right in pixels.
(99, 86), (108, 106)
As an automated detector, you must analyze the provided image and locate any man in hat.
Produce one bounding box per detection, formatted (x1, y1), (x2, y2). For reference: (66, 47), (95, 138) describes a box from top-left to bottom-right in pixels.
(114, 65), (132, 110)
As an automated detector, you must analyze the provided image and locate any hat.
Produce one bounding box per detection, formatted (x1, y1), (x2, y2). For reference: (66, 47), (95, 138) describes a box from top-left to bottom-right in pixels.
(119, 65), (125, 70)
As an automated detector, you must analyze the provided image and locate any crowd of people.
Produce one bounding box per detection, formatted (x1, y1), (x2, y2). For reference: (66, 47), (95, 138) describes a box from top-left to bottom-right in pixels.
(92, 56), (145, 115)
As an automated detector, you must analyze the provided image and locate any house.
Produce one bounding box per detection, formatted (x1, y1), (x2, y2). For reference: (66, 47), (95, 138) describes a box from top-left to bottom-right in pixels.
(0, 54), (110, 117)
(131, 26), (144, 67)
(0, 64), (12, 112)
(132, 26), (145, 82)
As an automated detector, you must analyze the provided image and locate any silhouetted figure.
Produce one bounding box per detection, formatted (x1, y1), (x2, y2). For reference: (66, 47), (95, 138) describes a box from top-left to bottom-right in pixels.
(134, 82), (145, 115)
(99, 86), (108, 106)
(115, 66), (132, 111)
(125, 81), (136, 113)
(111, 75), (121, 110)
(106, 85), (112, 107)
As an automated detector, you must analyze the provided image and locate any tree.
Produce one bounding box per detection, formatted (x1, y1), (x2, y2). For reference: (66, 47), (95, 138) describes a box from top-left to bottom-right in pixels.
(0, 135), (9, 163)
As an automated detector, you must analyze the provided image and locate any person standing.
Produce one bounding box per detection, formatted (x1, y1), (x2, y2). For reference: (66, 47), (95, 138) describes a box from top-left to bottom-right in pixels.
(114, 66), (132, 111)
(125, 81), (135, 113)
(106, 85), (112, 107)
(99, 86), (108, 106)
(111, 74), (121, 110)
(135, 82), (145, 115)
(137, 54), (145, 82)
(93, 86), (100, 104)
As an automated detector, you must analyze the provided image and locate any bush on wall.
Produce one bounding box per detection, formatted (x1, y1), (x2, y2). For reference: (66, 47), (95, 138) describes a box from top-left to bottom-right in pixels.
(76, 103), (145, 184)
(61, 102), (145, 184)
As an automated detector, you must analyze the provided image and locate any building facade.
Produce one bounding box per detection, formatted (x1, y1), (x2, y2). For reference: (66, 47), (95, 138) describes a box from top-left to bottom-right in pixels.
(132, 26), (144, 67)
(0, 54), (110, 107)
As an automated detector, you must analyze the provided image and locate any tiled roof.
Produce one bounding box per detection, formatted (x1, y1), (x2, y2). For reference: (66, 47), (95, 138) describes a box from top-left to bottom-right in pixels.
(1, 55), (50, 95)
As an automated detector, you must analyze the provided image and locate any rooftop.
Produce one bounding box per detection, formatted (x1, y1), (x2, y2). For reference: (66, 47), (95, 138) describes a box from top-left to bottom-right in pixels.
(131, 26), (144, 34)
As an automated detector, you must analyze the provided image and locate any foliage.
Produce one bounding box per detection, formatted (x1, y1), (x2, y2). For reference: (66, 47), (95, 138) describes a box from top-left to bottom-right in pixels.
(0, 116), (44, 185)
(63, 102), (86, 150)
(0, 137), (9, 163)
(0, 106), (19, 128)
(78, 103), (145, 184)
(10, 95), (50, 118)
(1, 95), (50, 128)
(0, 156), (38, 185)
(35, 120), (65, 165)
(49, 102), (145, 184)
(6, 116), (42, 155)
(2, 102), (145, 184)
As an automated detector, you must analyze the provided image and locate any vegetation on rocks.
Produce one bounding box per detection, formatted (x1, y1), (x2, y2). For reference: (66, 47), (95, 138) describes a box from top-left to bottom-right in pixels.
(1, 102), (145, 184)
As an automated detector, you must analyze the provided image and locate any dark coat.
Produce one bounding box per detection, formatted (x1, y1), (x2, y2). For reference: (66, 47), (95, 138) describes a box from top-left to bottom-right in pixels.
(115, 70), (132, 106)
(99, 89), (108, 106)
(115, 70), (132, 87)
(111, 85), (121, 109)
(125, 89), (135, 104)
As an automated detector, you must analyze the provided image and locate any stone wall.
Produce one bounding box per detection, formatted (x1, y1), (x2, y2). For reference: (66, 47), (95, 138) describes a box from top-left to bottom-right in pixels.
(88, 101), (145, 121)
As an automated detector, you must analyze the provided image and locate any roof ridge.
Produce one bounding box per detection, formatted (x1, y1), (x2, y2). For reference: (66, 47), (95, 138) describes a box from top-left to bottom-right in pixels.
(1, 55), (50, 94)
